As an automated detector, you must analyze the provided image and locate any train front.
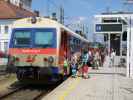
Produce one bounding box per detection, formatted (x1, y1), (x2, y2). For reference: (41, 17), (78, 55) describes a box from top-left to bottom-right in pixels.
(8, 18), (61, 84)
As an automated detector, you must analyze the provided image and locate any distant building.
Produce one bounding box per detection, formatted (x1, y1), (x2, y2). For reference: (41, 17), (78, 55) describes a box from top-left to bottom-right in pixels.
(94, 12), (129, 57)
(0, 0), (36, 52)
(94, 11), (132, 76)
(5, 0), (32, 10)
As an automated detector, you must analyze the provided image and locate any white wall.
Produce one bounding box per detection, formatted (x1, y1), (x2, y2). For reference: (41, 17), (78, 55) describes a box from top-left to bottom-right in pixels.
(0, 19), (15, 52)
(10, 0), (20, 6)
(127, 15), (133, 78)
(9, 0), (32, 9)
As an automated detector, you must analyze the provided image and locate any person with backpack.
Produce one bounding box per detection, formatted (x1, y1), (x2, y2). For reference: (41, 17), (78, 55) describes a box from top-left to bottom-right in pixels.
(94, 50), (100, 69)
(71, 59), (77, 78)
(70, 52), (79, 78)
(81, 48), (89, 79)
(110, 49), (116, 67)
(63, 58), (69, 76)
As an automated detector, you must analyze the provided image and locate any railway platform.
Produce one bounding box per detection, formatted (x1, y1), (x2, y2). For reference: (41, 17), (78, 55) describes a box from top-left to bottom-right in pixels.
(42, 66), (133, 100)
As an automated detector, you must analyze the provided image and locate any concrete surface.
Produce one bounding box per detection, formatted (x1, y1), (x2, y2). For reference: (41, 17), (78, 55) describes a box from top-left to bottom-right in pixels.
(42, 66), (133, 100)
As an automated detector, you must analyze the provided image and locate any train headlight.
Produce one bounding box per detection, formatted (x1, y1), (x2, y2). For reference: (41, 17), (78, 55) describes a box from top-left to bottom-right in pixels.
(15, 57), (20, 62)
(43, 57), (48, 62)
(48, 56), (54, 63)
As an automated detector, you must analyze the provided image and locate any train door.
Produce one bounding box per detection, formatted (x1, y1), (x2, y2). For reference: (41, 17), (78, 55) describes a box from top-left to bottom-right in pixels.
(59, 30), (71, 75)
(59, 30), (68, 64)
(62, 31), (67, 57)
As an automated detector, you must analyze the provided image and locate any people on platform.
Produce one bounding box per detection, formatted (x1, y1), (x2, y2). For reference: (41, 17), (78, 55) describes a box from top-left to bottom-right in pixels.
(70, 52), (81, 78)
(81, 48), (89, 78)
(110, 49), (116, 67)
(93, 50), (100, 69)
(71, 58), (77, 78)
(69, 46), (108, 78)
(63, 57), (69, 76)
(87, 49), (93, 67)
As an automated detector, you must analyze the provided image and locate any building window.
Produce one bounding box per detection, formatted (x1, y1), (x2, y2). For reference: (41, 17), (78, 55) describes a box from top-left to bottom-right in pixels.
(5, 26), (9, 34)
(4, 42), (8, 53)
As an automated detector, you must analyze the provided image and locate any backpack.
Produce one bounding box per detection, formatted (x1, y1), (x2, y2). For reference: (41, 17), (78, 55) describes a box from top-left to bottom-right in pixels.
(64, 60), (68, 67)
(82, 53), (89, 63)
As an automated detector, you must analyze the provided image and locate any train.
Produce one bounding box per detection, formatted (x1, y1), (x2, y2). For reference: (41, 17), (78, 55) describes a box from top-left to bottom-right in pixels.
(8, 17), (89, 84)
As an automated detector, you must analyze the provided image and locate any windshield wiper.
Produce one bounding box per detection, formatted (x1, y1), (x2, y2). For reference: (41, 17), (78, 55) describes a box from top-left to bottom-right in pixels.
(36, 44), (52, 48)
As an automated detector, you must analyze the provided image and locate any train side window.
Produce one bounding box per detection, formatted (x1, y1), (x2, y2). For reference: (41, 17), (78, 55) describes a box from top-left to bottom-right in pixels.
(77, 39), (79, 44)
(73, 38), (75, 43)
(70, 37), (73, 44)
(73, 38), (77, 44)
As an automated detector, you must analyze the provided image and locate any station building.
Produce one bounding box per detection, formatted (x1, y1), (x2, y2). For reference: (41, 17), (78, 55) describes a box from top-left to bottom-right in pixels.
(0, 0), (36, 53)
(94, 12), (133, 78)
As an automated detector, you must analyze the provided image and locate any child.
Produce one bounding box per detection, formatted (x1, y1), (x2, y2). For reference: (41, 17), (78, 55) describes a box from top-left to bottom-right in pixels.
(71, 58), (77, 78)
(82, 64), (89, 79)
(81, 48), (89, 78)
(63, 58), (68, 76)
(76, 60), (83, 77)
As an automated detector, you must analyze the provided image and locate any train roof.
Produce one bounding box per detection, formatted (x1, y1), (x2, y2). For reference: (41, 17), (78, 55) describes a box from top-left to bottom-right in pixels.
(60, 22), (89, 43)
(12, 17), (89, 43)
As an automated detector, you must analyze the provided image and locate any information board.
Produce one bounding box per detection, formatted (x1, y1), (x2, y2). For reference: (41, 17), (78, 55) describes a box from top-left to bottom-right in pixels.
(95, 23), (123, 33)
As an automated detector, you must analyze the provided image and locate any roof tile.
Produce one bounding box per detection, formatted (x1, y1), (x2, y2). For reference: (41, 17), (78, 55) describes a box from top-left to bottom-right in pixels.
(0, 0), (36, 19)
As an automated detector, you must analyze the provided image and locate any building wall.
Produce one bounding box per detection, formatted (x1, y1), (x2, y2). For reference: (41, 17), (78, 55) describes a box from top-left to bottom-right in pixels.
(9, 0), (20, 6)
(5, 0), (32, 9)
(0, 19), (15, 53)
(22, 0), (32, 9)
(127, 26), (133, 78)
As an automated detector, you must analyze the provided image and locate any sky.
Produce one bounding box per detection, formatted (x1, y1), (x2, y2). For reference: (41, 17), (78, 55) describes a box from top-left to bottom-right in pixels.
(32, 0), (133, 42)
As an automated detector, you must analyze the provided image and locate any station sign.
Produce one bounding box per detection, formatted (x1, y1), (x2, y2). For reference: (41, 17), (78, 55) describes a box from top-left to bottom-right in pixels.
(95, 23), (123, 33)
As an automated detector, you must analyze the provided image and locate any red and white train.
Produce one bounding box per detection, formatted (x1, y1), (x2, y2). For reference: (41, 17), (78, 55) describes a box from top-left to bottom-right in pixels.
(8, 17), (89, 84)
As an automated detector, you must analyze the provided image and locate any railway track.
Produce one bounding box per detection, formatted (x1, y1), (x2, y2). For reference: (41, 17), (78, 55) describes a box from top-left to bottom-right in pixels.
(1, 88), (45, 100)
(0, 70), (6, 75)
(0, 83), (27, 100)
(0, 81), (62, 100)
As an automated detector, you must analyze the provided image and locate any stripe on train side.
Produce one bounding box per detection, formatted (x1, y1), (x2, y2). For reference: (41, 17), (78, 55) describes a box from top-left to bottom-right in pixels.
(9, 48), (57, 55)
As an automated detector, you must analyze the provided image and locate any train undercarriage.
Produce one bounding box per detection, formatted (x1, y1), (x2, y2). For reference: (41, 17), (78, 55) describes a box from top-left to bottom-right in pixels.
(16, 67), (64, 84)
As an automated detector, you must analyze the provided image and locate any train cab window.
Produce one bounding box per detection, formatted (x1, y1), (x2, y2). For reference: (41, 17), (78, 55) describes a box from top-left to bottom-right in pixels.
(34, 31), (54, 48)
(14, 31), (31, 46)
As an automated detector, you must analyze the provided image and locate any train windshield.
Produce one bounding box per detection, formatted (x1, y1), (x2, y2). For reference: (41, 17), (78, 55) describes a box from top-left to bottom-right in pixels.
(34, 31), (54, 48)
(11, 28), (56, 48)
(13, 31), (31, 47)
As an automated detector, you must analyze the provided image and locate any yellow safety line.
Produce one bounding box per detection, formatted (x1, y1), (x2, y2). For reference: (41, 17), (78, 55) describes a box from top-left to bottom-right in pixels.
(59, 77), (81, 100)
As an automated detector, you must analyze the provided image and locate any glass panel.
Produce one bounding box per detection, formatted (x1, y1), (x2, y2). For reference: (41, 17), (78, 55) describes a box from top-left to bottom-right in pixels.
(5, 26), (8, 34)
(0, 26), (1, 34)
(4, 42), (8, 53)
(14, 31), (31, 46)
(35, 31), (54, 48)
